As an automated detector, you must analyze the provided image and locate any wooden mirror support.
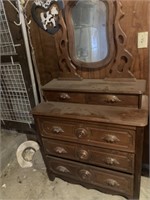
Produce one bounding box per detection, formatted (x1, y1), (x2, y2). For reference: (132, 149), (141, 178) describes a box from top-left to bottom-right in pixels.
(31, 0), (135, 80)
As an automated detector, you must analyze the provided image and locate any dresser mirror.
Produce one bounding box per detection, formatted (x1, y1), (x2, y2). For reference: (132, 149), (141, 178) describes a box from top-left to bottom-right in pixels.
(66, 0), (115, 69)
(71, 0), (108, 63)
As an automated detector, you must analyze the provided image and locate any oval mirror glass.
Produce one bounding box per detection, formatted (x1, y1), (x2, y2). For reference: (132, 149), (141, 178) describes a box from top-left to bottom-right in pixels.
(71, 0), (108, 63)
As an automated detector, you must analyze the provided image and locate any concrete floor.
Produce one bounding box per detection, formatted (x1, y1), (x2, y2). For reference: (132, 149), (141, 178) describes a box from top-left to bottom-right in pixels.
(0, 130), (150, 200)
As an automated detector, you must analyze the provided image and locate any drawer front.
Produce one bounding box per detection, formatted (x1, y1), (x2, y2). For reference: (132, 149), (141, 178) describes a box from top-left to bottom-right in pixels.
(47, 156), (134, 196)
(43, 138), (134, 173)
(39, 118), (135, 152)
(43, 91), (85, 103)
(43, 91), (140, 108)
(86, 94), (139, 108)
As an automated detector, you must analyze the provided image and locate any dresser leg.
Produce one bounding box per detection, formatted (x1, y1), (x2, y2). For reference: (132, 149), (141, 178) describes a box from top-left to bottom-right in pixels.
(47, 170), (55, 181)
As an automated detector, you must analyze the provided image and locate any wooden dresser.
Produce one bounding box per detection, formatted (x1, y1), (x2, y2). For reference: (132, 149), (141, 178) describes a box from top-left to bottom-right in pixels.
(31, 0), (149, 199)
(32, 79), (148, 199)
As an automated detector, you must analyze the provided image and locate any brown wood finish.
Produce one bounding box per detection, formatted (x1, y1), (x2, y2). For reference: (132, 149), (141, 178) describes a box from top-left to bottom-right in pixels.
(43, 91), (140, 108)
(42, 79), (146, 108)
(42, 79), (146, 94)
(30, 0), (149, 199)
(26, 1), (149, 88)
(32, 95), (148, 127)
(32, 92), (148, 199)
(37, 117), (136, 152)
(42, 138), (135, 173)
(133, 127), (145, 199)
(46, 156), (134, 197)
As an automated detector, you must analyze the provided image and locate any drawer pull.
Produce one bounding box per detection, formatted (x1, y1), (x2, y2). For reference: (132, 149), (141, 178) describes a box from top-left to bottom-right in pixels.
(106, 179), (120, 187)
(56, 166), (70, 173)
(102, 134), (120, 143)
(75, 128), (89, 139)
(54, 147), (67, 154)
(60, 93), (70, 100)
(79, 169), (92, 181)
(104, 95), (121, 103)
(51, 126), (64, 134)
(78, 150), (89, 160)
(105, 157), (120, 166)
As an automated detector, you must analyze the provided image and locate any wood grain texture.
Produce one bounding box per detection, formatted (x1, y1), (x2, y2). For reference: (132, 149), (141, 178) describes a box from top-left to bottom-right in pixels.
(32, 95), (148, 127)
(26, 0), (149, 92)
(27, 0), (149, 166)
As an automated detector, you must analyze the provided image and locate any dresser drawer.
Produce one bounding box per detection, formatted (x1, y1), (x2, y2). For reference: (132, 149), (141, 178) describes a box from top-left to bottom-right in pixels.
(38, 118), (135, 152)
(43, 91), (85, 103)
(43, 91), (140, 108)
(86, 94), (139, 108)
(47, 156), (134, 196)
(43, 138), (134, 173)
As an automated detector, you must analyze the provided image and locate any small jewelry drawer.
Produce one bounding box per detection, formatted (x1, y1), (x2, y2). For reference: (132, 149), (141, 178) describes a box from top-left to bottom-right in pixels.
(43, 91), (140, 108)
(46, 156), (134, 196)
(42, 138), (134, 173)
(86, 94), (140, 108)
(38, 118), (135, 152)
(43, 91), (85, 103)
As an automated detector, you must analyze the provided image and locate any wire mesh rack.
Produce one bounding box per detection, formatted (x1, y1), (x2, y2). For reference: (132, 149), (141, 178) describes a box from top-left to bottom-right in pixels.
(1, 63), (33, 124)
(0, 0), (16, 55)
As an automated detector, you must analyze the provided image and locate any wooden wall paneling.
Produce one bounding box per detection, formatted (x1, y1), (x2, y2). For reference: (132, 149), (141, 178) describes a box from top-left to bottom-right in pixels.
(119, 0), (149, 93)
(26, 1), (59, 86)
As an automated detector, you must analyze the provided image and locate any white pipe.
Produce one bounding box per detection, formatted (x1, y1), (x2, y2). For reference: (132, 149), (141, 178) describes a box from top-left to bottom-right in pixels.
(16, 0), (39, 105)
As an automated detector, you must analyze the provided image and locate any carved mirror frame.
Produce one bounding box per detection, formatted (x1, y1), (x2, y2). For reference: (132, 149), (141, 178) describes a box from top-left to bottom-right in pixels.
(65, 0), (115, 69)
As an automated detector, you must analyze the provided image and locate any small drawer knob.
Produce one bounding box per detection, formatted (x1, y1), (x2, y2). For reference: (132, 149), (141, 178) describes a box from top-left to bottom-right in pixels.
(106, 179), (120, 187)
(102, 134), (120, 143)
(75, 128), (89, 139)
(51, 126), (64, 134)
(104, 157), (120, 166)
(104, 95), (121, 103)
(59, 93), (70, 100)
(79, 169), (92, 181)
(78, 149), (89, 160)
(54, 147), (67, 154)
(56, 166), (70, 173)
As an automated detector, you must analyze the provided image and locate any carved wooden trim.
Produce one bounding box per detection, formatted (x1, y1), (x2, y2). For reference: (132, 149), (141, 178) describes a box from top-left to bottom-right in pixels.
(108, 1), (135, 79)
(54, 10), (81, 79)
(31, 0), (136, 80)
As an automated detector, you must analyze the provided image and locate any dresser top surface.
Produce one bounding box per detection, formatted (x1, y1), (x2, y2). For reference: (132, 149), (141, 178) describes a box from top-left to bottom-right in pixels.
(32, 96), (148, 127)
(42, 79), (146, 94)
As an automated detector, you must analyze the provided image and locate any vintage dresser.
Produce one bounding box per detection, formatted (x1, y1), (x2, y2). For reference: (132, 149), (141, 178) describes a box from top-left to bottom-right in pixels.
(31, 0), (148, 199)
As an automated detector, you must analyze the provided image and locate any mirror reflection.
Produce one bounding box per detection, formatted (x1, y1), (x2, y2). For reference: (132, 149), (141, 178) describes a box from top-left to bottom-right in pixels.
(72, 0), (108, 63)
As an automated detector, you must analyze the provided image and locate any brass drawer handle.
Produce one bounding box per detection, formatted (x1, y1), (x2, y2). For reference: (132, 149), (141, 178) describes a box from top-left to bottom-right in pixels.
(104, 157), (120, 166)
(106, 179), (120, 187)
(79, 169), (92, 181)
(60, 93), (70, 100)
(102, 134), (120, 143)
(54, 147), (67, 154)
(78, 149), (89, 160)
(104, 95), (121, 103)
(56, 166), (70, 173)
(51, 126), (64, 134)
(75, 128), (89, 139)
